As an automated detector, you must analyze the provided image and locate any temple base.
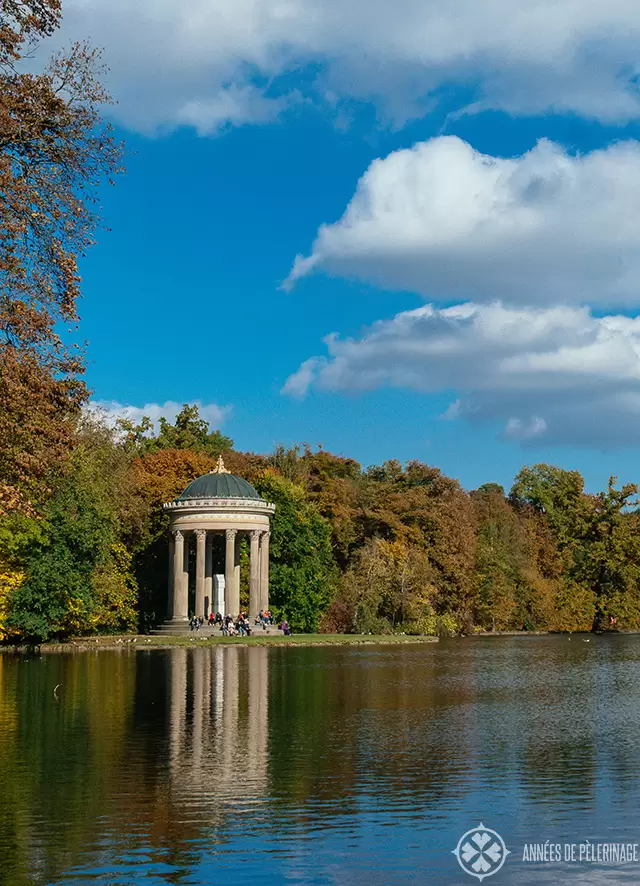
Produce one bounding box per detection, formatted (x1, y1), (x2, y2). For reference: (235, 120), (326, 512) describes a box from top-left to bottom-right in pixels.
(151, 618), (191, 636)
(151, 619), (280, 637)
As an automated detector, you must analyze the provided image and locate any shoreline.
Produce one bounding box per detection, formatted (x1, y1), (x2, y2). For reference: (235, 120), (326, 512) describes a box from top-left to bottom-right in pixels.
(2, 629), (634, 654)
(0, 632), (440, 653)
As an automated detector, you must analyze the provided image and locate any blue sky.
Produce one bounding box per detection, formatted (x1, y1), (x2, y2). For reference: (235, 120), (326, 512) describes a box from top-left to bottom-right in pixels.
(58, 0), (640, 492)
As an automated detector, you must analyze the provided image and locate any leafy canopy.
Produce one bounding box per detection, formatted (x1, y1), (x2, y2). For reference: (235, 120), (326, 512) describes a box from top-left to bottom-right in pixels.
(118, 404), (232, 458)
(254, 472), (338, 633)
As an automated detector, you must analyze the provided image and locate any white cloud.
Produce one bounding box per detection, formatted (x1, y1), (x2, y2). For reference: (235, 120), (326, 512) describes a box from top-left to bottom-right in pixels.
(282, 302), (640, 447)
(175, 86), (296, 136)
(281, 358), (324, 399)
(88, 399), (230, 433)
(60, 0), (640, 132)
(286, 136), (640, 308)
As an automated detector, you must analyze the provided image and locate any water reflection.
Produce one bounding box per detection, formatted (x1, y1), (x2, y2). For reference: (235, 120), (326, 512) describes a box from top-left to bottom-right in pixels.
(166, 647), (269, 810)
(1, 639), (640, 885)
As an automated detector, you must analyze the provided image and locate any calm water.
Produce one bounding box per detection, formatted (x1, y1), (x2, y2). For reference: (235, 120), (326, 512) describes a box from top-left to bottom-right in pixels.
(1, 636), (640, 885)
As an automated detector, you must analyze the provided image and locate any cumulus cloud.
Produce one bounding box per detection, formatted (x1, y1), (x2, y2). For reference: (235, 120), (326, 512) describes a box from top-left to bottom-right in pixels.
(282, 302), (640, 447)
(286, 136), (640, 308)
(89, 399), (230, 433)
(60, 0), (640, 132)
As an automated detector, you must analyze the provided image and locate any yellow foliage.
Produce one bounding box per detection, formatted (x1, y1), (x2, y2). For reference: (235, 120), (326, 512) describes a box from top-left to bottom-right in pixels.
(0, 567), (23, 641)
(551, 582), (596, 632)
(89, 543), (138, 633)
(63, 591), (91, 636)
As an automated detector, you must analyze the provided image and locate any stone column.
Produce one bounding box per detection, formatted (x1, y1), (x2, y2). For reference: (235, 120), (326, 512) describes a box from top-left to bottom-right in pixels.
(233, 533), (241, 608)
(249, 529), (261, 616)
(195, 529), (206, 618)
(259, 530), (270, 612)
(204, 533), (213, 618)
(182, 532), (190, 617)
(167, 532), (175, 618)
(225, 529), (238, 616)
(172, 529), (188, 621)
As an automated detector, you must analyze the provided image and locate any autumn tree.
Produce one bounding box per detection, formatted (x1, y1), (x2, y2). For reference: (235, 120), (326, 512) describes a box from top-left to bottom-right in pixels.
(472, 488), (522, 630)
(119, 404), (232, 458)
(0, 1), (123, 514)
(337, 537), (434, 634)
(577, 478), (640, 631)
(370, 461), (477, 628)
(268, 444), (307, 483)
(1, 1), (60, 66)
(510, 467), (640, 630)
(318, 459), (477, 634)
(509, 464), (587, 550)
(472, 486), (561, 631)
(298, 447), (364, 567)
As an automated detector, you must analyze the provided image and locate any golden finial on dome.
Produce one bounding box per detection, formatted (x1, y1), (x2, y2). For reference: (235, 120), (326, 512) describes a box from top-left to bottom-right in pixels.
(211, 455), (230, 474)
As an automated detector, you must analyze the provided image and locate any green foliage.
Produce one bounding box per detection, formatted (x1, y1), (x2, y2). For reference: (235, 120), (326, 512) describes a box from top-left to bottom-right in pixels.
(7, 491), (107, 641)
(575, 478), (640, 630)
(254, 472), (338, 633)
(473, 488), (536, 630)
(0, 513), (44, 568)
(268, 444), (306, 482)
(509, 468), (640, 630)
(119, 404), (232, 458)
(510, 464), (586, 548)
(6, 423), (138, 642)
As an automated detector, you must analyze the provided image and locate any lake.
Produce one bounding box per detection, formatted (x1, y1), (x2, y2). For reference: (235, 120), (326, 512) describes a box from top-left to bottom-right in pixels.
(1, 635), (640, 885)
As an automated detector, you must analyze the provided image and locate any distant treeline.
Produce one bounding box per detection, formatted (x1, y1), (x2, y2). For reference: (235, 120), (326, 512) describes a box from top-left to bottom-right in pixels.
(2, 404), (639, 642)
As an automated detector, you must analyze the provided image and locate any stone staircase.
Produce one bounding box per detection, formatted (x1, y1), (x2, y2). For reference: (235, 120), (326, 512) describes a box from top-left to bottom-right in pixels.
(151, 619), (280, 638)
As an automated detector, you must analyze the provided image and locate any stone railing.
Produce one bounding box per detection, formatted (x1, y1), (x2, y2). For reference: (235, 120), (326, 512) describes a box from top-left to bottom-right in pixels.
(163, 497), (276, 513)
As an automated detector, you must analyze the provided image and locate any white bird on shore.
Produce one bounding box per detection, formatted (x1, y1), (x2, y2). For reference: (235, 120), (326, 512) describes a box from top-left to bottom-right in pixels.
(582, 638), (590, 643)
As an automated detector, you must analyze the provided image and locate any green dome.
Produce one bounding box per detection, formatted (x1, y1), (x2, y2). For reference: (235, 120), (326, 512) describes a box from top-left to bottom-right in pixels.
(178, 472), (262, 501)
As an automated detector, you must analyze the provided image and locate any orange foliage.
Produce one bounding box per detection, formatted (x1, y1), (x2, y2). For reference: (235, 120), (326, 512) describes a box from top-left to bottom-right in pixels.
(220, 450), (270, 484)
(132, 449), (218, 510)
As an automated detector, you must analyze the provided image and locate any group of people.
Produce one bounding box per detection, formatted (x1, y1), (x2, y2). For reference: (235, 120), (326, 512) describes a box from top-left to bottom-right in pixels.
(188, 609), (291, 636)
(189, 613), (226, 631)
(221, 613), (253, 636)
